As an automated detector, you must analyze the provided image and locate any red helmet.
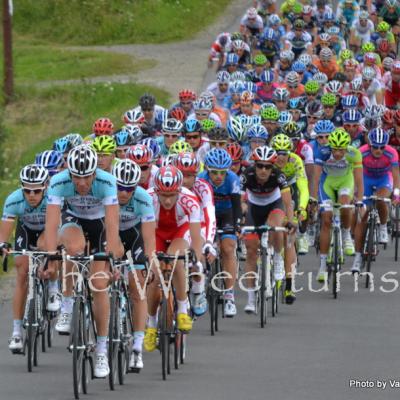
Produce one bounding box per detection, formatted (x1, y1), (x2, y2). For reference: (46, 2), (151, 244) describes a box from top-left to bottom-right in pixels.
(378, 39), (390, 53)
(226, 142), (243, 161)
(93, 117), (113, 136)
(392, 61), (400, 74)
(364, 52), (377, 64)
(154, 165), (183, 192)
(383, 109), (394, 125)
(179, 89), (196, 102)
(174, 152), (199, 174)
(169, 107), (187, 122)
(394, 109), (400, 123)
(126, 144), (153, 165)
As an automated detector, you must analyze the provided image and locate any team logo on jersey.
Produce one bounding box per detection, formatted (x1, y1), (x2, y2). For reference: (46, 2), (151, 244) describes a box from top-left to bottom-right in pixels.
(16, 236), (23, 248)
(180, 195), (198, 213)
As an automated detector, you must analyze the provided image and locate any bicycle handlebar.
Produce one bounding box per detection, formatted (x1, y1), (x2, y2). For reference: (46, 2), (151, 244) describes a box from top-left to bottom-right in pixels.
(155, 249), (197, 264)
(241, 225), (288, 234)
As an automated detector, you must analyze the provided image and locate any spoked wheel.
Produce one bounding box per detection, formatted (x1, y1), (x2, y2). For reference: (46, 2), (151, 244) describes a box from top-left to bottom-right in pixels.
(180, 333), (187, 365)
(47, 313), (56, 348)
(260, 249), (267, 328)
(71, 299), (85, 400)
(174, 332), (181, 370)
(108, 293), (120, 391)
(365, 222), (375, 289)
(26, 299), (37, 372)
(159, 298), (168, 381)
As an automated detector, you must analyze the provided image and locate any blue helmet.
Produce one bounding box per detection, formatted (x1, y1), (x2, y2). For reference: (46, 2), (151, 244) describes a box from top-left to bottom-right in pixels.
(225, 53), (239, 66)
(292, 61), (306, 73)
(342, 109), (362, 123)
(278, 111), (293, 126)
(35, 150), (64, 176)
(288, 97), (305, 110)
(341, 95), (359, 109)
(204, 148), (232, 169)
(227, 117), (246, 142)
(53, 137), (71, 153)
(114, 129), (134, 147)
(368, 128), (389, 147)
(229, 80), (246, 94)
(262, 28), (275, 41)
(314, 120), (335, 135)
(184, 118), (202, 133)
(140, 137), (161, 159)
(260, 70), (274, 83)
(247, 124), (269, 141)
(245, 81), (257, 93)
(323, 11), (335, 22)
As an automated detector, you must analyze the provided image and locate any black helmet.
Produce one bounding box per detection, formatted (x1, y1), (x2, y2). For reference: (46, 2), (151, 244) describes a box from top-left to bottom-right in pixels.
(139, 93), (156, 110)
(208, 127), (229, 141)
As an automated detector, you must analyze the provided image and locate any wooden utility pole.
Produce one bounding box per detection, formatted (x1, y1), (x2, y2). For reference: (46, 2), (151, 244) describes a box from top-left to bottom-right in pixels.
(3, 0), (13, 104)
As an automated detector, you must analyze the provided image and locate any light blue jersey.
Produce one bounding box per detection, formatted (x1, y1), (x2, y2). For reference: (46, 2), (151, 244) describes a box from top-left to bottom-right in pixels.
(47, 168), (118, 219)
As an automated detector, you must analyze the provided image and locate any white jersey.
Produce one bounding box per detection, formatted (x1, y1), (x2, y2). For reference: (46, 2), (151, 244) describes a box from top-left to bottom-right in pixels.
(240, 15), (264, 31)
(206, 82), (231, 107)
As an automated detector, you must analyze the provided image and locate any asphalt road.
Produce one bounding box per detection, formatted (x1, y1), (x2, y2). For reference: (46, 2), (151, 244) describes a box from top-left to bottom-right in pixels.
(0, 241), (400, 400)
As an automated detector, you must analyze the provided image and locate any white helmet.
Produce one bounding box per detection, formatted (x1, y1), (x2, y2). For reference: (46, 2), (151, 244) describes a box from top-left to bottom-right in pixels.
(67, 145), (98, 177)
(217, 70), (231, 83)
(20, 164), (49, 185)
(247, 7), (258, 19)
(362, 66), (376, 80)
(162, 118), (183, 134)
(112, 159), (141, 187)
(252, 146), (277, 162)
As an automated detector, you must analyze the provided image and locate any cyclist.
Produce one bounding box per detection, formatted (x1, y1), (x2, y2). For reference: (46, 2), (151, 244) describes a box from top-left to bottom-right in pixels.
(156, 118), (183, 157)
(313, 47), (339, 81)
(35, 150), (65, 176)
(246, 54), (269, 83)
(256, 70), (278, 103)
(208, 32), (232, 69)
(83, 117), (114, 142)
(227, 142), (249, 175)
(384, 60), (400, 108)
(284, 19), (313, 59)
(241, 145), (295, 312)
(342, 109), (365, 148)
(91, 135), (117, 172)
(171, 89), (197, 115)
(206, 71), (231, 107)
(312, 128), (364, 282)
(198, 148), (241, 317)
(112, 159), (156, 371)
(260, 105), (280, 135)
(45, 145), (122, 378)
(349, 11), (375, 52)
(135, 93), (166, 131)
(352, 128), (400, 272)
(126, 144), (158, 190)
(275, 50), (295, 83)
(379, 0), (400, 35)
(189, 98), (222, 126)
(114, 126), (142, 159)
(257, 29), (281, 66)
(144, 166), (203, 351)
(372, 21), (397, 54)
(240, 7), (264, 42)
(321, 92), (342, 127)
(183, 118), (209, 163)
(0, 165), (53, 352)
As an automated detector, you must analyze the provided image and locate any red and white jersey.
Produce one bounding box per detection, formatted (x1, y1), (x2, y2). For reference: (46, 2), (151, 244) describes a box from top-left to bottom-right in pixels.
(295, 139), (314, 165)
(191, 178), (216, 243)
(139, 165), (158, 190)
(147, 186), (201, 232)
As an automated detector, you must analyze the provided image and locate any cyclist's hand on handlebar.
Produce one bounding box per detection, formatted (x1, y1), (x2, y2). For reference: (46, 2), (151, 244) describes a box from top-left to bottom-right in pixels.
(297, 208), (307, 222)
(286, 221), (297, 235)
(0, 242), (10, 256)
(202, 242), (217, 263)
(393, 195), (400, 205)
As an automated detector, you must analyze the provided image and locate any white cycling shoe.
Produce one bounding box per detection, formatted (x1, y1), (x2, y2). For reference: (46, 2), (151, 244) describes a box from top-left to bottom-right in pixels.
(94, 353), (110, 378)
(55, 312), (72, 334)
(129, 351), (144, 372)
(224, 300), (237, 317)
(8, 335), (23, 352)
(47, 292), (62, 312)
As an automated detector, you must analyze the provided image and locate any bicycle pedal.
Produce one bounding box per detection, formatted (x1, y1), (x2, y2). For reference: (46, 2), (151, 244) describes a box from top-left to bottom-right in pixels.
(130, 367), (141, 374)
(58, 331), (70, 336)
(11, 348), (24, 355)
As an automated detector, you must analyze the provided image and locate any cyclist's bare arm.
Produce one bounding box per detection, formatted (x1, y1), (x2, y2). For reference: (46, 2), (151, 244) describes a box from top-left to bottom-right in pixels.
(392, 165), (400, 192)
(312, 165), (323, 200)
(45, 204), (61, 253)
(189, 222), (203, 263)
(0, 219), (15, 249)
(105, 204), (123, 258)
(141, 221), (156, 261)
(353, 168), (364, 202)
(282, 189), (294, 222)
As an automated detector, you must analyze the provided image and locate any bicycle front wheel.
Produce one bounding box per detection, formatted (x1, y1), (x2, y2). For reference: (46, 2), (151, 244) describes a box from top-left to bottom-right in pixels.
(108, 292), (120, 390)
(260, 248), (267, 328)
(26, 299), (37, 372)
(71, 298), (85, 400)
(159, 298), (168, 381)
(332, 228), (339, 299)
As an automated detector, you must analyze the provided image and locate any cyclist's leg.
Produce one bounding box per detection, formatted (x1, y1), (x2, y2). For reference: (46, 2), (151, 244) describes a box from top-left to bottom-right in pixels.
(376, 174), (392, 243)
(267, 204), (286, 280)
(337, 174), (355, 255)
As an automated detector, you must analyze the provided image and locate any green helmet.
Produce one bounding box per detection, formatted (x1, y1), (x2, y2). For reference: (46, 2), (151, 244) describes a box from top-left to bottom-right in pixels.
(293, 3), (303, 13)
(260, 106), (280, 121)
(254, 54), (268, 66)
(377, 21), (390, 32)
(321, 93), (337, 106)
(339, 49), (353, 61)
(91, 135), (116, 155)
(361, 42), (376, 54)
(271, 134), (293, 151)
(169, 140), (193, 155)
(328, 128), (350, 149)
(282, 121), (301, 139)
(201, 118), (217, 132)
(231, 31), (243, 41)
(305, 80), (320, 95)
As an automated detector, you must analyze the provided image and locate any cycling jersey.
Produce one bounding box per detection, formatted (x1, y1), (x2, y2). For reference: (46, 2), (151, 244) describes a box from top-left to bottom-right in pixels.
(313, 59), (339, 81)
(285, 31), (312, 52)
(310, 140), (331, 162)
(389, 135), (400, 158)
(119, 186), (155, 231)
(2, 189), (48, 231)
(240, 165), (289, 206)
(47, 168), (118, 219)
(133, 105), (166, 130)
(256, 82), (279, 103)
(360, 144), (398, 178)
(294, 139), (314, 165)
(206, 82), (231, 107)
(240, 15), (264, 32)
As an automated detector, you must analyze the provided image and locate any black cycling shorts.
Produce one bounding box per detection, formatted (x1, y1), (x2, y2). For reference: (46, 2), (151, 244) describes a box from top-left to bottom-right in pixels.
(14, 221), (42, 251)
(119, 224), (146, 268)
(245, 199), (285, 228)
(216, 209), (236, 240)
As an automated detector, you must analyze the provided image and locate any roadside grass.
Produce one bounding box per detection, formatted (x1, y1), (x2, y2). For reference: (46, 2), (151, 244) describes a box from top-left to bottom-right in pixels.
(13, 0), (232, 45)
(1, 82), (170, 207)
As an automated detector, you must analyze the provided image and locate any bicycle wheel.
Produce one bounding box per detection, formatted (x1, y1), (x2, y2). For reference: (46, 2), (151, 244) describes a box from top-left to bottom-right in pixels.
(395, 206), (400, 261)
(365, 219), (375, 289)
(260, 247), (267, 328)
(41, 286), (47, 353)
(159, 297), (168, 381)
(82, 302), (95, 394)
(180, 332), (187, 365)
(26, 298), (36, 372)
(71, 298), (85, 400)
(119, 294), (133, 380)
(108, 292), (120, 391)
(332, 228), (339, 299)
(174, 331), (181, 370)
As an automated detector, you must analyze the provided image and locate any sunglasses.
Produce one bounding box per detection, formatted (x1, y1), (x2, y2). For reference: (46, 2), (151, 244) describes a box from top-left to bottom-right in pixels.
(117, 185), (136, 193)
(139, 165), (150, 171)
(344, 123), (359, 129)
(307, 116), (318, 120)
(372, 145), (385, 150)
(209, 169), (228, 175)
(195, 112), (209, 118)
(158, 192), (179, 198)
(164, 133), (179, 139)
(97, 152), (113, 157)
(185, 134), (200, 140)
(141, 108), (153, 112)
(209, 140), (227, 147)
(277, 151), (290, 156)
(255, 163), (273, 170)
(180, 101), (192, 106)
(317, 134), (330, 139)
(22, 187), (46, 195)
(232, 160), (241, 166)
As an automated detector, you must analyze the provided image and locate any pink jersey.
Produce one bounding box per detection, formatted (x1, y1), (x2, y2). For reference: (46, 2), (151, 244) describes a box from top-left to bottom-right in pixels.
(192, 178), (216, 243)
(360, 144), (398, 177)
(295, 139), (314, 165)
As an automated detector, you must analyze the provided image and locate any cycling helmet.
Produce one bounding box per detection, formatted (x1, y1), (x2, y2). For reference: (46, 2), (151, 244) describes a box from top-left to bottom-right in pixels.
(377, 21), (390, 33)
(368, 128), (389, 146)
(169, 140), (193, 155)
(126, 144), (154, 165)
(393, 61), (400, 74)
(364, 52), (377, 64)
(343, 58), (358, 69)
(326, 80), (343, 95)
(20, 164), (49, 185)
(161, 154), (177, 167)
(280, 50), (295, 62)
(321, 93), (337, 106)
(286, 71), (299, 86)
(312, 72), (328, 85)
(201, 119), (217, 132)
(226, 143), (243, 161)
(247, 124), (269, 141)
(53, 137), (71, 153)
(229, 80), (246, 94)
(139, 93), (156, 109)
(323, 11), (335, 22)
(217, 70), (231, 83)
(230, 31), (243, 41)
(273, 87), (289, 101)
(260, 106), (280, 121)
(383, 57), (394, 70)
(208, 127), (229, 141)
(342, 109), (362, 123)
(154, 165), (183, 192)
(225, 53), (239, 66)
(314, 120), (335, 135)
(298, 53), (312, 67)
(113, 129), (132, 148)
(184, 118), (202, 133)
(193, 98), (213, 111)
(268, 14), (281, 26)
(230, 71), (246, 82)
(350, 77), (363, 92)
(240, 90), (254, 104)
(327, 26), (340, 36)
(306, 101), (324, 118)
(254, 54), (268, 66)
(140, 137), (161, 159)
(204, 148), (232, 169)
(362, 66), (376, 80)
(359, 10), (369, 20)
(169, 107), (187, 122)
(112, 159), (141, 187)
(328, 128), (351, 149)
(64, 133), (83, 148)
(278, 111), (293, 126)
(123, 109), (145, 125)
(174, 152), (200, 174)
(293, 3), (302, 13)
(251, 146), (277, 163)
(386, 0), (398, 7)
(245, 81), (257, 94)
(262, 28), (275, 42)
(378, 40), (390, 54)
(319, 47), (333, 61)
(232, 40), (247, 51)
(341, 95), (359, 108)
(92, 117), (113, 136)
(383, 109), (394, 125)
(364, 104), (385, 119)
(162, 118), (183, 134)
(179, 89), (196, 102)
(283, 121), (301, 139)
(35, 150), (63, 175)
(227, 117), (246, 142)
(339, 49), (353, 62)
(293, 19), (305, 29)
(305, 80), (320, 95)
(91, 135), (117, 155)
(67, 145), (98, 177)
(319, 33), (332, 44)
(288, 97), (305, 110)
(292, 61), (306, 73)
(361, 42), (375, 54)
(271, 134), (292, 151)
(260, 70), (274, 83)
(247, 7), (258, 18)
(302, 5), (313, 14)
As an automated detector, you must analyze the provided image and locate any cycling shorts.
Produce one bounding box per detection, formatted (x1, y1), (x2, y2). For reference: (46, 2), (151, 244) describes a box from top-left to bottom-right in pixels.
(216, 210), (237, 241)
(319, 173), (354, 209)
(156, 223), (191, 252)
(244, 199), (285, 240)
(363, 174), (393, 206)
(14, 221), (42, 251)
(119, 225), (146, 270)
(60, 213), (106, 254)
